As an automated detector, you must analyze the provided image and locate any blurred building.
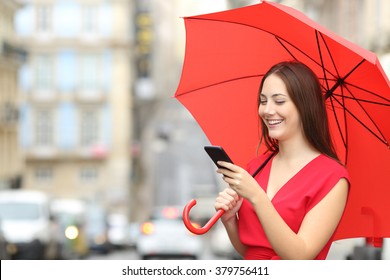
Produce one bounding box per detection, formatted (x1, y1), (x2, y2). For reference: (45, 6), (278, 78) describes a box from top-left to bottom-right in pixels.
(14, 0), (134, 215)
(281, 0), (390, 55)
(0, 0), (25, 190)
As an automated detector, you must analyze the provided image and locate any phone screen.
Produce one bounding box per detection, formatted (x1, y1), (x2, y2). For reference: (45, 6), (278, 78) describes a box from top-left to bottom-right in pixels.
(204, 146), (233, 168)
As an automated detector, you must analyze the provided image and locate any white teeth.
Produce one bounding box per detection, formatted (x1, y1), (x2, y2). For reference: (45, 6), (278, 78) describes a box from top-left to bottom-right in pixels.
(268, 119), (283, 125)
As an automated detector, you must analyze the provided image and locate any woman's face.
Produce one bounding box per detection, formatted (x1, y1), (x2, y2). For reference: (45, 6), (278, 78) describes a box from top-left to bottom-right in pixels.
(259, 73), (302, 142)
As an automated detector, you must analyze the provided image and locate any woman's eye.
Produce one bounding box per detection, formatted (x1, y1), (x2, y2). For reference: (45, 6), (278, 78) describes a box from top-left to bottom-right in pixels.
(260, 100), (267, 105)
(275, 100), (286, 105)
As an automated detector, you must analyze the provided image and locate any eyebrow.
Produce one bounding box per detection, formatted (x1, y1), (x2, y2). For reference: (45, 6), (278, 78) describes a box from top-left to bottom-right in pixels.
(260, 93), (287, 98)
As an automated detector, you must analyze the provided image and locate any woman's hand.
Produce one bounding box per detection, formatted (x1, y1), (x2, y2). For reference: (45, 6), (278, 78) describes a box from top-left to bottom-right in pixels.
(216, 161), (262, 204)
(214, 188), (242, 223)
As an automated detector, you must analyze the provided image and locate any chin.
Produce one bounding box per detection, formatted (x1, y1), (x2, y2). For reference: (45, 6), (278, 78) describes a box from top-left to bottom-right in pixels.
(268, 132), (283, 140)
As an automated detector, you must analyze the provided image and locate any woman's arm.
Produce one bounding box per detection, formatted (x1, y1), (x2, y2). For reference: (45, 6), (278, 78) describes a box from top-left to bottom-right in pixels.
(221, 215), (247, 257)
(217, 161), (349, 260)
(214, 188), (247, 257)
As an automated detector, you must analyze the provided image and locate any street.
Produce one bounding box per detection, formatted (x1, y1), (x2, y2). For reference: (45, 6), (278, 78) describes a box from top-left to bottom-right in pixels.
(87, 238), (390, 260)
(87, 236), (226, 260)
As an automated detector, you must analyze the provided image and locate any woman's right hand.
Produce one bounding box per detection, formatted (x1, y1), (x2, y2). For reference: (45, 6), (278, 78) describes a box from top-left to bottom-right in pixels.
(214, 188), (243, 223)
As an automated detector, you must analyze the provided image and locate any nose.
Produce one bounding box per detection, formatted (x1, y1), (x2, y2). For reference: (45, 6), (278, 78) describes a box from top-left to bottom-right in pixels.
(259, 102), (275, 116)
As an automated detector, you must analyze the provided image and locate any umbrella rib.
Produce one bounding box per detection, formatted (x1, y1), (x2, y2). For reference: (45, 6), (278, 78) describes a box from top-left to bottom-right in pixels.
(275, 36), (338, 81)
(339, 83), (390, 104)
(177, 74), (264, 96)
(316, 31), (331, 91)
(331, 94), (390, 106)
(329, 97), (347, 149)
(331, 95), (389, 146)
(318, 31), (341, 78)
(340, 85), (349, 163)
(275, 36), (298, 61)
(341, 83), (388, 142)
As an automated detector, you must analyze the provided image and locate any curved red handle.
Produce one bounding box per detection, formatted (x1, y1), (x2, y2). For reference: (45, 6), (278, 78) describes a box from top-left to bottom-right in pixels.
(182, 199), (225, 235)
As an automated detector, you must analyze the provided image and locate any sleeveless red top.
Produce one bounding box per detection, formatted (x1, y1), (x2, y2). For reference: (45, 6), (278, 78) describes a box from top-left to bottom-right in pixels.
(238, 153), (350, 260)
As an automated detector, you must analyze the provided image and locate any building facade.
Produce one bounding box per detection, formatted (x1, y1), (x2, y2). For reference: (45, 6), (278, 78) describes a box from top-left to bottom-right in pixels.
(280, 0), (390, 55)
(0, 0), (24, 190)
(15, 0), (134, 214)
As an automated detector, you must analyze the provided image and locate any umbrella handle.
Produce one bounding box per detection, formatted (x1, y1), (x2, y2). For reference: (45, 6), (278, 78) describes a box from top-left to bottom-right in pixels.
(182, 199), (225, 235)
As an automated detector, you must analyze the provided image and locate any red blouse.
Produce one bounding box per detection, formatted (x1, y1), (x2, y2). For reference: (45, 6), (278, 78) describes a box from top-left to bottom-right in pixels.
(238, 153), (350, 260)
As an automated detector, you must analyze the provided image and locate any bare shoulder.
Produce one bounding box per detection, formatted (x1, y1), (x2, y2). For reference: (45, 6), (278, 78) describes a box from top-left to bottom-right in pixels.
(298, 178), (349, 257)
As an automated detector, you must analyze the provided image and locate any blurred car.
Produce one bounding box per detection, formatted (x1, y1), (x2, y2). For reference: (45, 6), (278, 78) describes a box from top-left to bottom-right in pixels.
(0, 190), (60, 259)
(51, 199), (89, 259)
(209, 222), (242, 259)
(107, 213), (129, 249)
(85, 204), (111, 254)
(136, 206), (204, 260)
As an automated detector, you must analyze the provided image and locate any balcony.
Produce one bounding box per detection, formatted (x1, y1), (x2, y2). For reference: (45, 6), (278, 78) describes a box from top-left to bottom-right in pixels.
(75, 89), (106, 103)
(25, 144), (109, 161)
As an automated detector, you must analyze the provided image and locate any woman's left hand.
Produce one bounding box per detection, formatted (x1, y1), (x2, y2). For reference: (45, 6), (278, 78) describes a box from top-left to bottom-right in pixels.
(217, 161), (262, 201)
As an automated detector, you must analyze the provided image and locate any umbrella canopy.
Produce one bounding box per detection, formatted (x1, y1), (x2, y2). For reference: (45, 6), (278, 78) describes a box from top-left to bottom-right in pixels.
(174, 1), (390, 241)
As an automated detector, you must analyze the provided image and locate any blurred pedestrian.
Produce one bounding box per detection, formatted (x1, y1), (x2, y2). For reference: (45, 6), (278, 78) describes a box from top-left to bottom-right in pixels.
(214, 61), (350, 260)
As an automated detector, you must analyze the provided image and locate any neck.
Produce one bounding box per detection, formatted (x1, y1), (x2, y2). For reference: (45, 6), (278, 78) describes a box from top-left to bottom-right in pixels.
(277, 135), (319, 162)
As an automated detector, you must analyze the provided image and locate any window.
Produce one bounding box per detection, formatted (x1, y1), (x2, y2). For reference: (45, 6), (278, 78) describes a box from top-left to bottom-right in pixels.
(35, 55), (53, 90)
(0, 203), (41, 220)
(82, 5), (99, 34)
(79, 108), (99, 147)
(34, 108), (54, 146)
(35, 166), (53, 183)
(79, 166), (98, 183)
(36, 5), (52, 33)
(79, 54), (100, 90)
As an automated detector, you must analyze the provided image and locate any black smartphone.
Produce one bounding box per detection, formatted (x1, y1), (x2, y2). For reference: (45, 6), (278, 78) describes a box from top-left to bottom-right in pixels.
(204, 146), (233, 168)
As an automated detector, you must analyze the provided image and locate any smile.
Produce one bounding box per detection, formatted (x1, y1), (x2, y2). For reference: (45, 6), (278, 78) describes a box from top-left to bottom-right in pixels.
(267, 119), (284, 126)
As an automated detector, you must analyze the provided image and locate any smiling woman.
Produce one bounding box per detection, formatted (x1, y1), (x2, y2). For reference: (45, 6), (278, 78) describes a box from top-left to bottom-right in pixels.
(214, 61), (349, 260)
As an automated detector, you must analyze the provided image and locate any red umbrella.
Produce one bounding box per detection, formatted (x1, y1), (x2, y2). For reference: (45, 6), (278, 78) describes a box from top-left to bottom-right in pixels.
(174, 1), (390, 240)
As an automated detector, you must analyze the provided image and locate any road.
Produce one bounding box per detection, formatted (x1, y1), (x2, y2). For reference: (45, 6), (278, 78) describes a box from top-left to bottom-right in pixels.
(87, 238), (226, 260)
(87, 239), (388, 260)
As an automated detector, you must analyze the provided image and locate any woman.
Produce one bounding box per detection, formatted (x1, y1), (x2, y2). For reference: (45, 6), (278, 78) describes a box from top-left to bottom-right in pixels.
(214, 61), (350, 260)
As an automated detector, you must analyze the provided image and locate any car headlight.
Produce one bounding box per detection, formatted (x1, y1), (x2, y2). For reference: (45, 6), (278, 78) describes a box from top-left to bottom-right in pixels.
(141, 222), (155, 235)
(65, 225), (79, 240)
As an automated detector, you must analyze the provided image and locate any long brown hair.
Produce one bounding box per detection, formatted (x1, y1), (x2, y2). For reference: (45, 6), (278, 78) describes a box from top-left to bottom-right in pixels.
(258, 61), (340, 162)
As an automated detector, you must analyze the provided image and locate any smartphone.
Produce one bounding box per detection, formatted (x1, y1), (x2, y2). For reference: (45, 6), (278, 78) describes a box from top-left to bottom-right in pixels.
(204, 146), (233, 168)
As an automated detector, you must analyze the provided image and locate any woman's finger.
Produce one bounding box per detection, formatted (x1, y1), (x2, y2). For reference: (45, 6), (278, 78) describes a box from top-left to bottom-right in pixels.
(225, 188), (240, 199)
(217, 167), (236, 178)
(215, 189), (240, 210)
(215, 196), (235, 211)
(217, 161), (239, 172)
